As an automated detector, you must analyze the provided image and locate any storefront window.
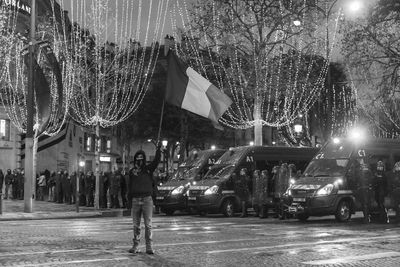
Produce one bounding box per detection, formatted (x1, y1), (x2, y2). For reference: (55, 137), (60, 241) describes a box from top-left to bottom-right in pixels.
(0, 119), (10, 141)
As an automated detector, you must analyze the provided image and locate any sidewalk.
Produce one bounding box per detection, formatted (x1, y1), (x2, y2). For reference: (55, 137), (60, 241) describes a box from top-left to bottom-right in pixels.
(0, 199), (131, 221)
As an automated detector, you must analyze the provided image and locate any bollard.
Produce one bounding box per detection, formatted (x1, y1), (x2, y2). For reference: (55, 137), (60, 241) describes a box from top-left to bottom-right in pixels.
(0, 193), (3, 215)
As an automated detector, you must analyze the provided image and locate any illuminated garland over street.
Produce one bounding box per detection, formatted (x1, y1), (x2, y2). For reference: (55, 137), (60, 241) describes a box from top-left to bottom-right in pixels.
(58, 0), (169, 128)
(0, 4), (70, 137)
(171, 0), (341, 131)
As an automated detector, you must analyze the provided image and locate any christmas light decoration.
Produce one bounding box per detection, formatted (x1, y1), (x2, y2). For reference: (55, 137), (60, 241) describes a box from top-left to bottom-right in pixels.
(170, 0), (343, 144)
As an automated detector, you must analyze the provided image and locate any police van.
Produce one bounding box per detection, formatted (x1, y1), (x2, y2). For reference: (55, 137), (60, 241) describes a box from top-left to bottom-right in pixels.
(286, 137), (400, 222)
(186, 146), (318, 217)
(155, 149), (225, 215)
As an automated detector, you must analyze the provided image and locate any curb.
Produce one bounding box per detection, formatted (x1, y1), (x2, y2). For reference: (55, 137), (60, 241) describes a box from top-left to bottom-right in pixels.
(0, 209), (131, 221)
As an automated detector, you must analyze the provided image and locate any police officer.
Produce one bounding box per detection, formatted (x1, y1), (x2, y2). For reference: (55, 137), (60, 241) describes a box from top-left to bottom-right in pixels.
(110, 169), (122, 208)
(252, 170), (261, 217)
(277, 163), (289, 220)
(234, 168), (250, 217)
(85, 171), (95, 207)
(55, 170), (63, 203)
(258, 170), (269, 218)
(353, 158), (373, 223)
(374, 160), (389, 223)
(390, 161), (400, 221)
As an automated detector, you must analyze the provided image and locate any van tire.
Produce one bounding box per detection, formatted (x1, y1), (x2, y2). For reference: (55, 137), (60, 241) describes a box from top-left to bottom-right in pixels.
(222, 199), (235, 217)
(335, 200), (351, 222)
(297, 213), (309, 221)
(161, 208), (175, 216)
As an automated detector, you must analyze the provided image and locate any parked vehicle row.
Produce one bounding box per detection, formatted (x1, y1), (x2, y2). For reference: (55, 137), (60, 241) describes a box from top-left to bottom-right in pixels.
(155, 137), (400, 222)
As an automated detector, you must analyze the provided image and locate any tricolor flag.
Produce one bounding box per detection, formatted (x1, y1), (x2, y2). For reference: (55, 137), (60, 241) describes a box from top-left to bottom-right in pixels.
(165, 52), (232, 124)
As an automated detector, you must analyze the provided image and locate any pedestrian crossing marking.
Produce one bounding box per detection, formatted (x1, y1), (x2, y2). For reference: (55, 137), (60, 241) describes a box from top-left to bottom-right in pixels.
(302, 251), (400, 265)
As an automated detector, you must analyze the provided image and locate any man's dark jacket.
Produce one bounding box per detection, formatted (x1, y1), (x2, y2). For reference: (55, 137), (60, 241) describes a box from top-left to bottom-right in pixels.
(128, 148), (161, 200)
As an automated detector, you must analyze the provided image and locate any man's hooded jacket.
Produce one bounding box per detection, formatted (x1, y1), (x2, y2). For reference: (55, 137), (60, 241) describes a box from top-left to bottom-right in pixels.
(128, 148), (161, 199)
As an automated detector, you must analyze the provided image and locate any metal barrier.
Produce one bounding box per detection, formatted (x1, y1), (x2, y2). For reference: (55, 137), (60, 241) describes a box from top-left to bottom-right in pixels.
(0, 193), (2, 215)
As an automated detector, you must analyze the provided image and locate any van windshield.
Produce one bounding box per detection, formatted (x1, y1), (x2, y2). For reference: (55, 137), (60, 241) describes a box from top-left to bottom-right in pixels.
(304, 158), (349, 177)
(318, 141), (353, 159)
(170, 167), (188, 180)
(215, 148), (248, 165)
(204, 165), (235, 179)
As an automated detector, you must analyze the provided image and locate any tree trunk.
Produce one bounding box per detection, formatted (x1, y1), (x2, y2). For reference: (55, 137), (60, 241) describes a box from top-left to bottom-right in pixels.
(94, 123), (100, 210)
(254, 97), (263, 146)
(32, 134), (39, 199)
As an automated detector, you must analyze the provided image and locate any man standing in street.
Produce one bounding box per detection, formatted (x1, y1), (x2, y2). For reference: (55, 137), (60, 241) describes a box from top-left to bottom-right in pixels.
(128, 142), (161, 255)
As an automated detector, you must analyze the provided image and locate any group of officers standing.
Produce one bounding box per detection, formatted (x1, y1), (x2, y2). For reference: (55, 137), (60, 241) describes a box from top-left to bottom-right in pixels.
(232, 160), (400, 223)
(43, 169), (129, 209)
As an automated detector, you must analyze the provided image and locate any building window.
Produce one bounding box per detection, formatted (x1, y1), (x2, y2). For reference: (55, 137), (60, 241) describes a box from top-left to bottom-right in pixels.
(106, 138), (111, 153)
(0, 119), (10, 141)
(84, 133), (93, 152)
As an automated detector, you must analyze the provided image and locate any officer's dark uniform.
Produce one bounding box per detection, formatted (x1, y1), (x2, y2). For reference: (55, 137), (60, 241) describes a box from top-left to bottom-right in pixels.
(85, 172), (95, 207)
(353, 159), (373, 223)
(390, 161), (400, 220)
(234, 169), (250, 217)
(110, 170), (122, 208)
(374, 161), (389, 223)
(258, 170), (269, 218)
(277, 163), (289, 220)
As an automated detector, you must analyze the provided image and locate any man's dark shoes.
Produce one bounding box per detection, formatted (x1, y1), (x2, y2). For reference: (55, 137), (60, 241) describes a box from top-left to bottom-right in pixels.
(146, 249), (154, 255)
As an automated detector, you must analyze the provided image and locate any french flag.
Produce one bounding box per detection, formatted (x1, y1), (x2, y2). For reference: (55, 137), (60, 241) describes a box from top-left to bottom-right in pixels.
(165, 52), (232, 123)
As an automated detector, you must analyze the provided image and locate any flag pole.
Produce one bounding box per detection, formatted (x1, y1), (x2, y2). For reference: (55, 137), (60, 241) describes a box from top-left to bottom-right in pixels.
(157, 100), (165, 141)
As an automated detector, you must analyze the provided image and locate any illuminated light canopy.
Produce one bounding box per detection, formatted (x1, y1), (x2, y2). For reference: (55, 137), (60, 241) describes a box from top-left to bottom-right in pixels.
(171, 0), (339, 134)
(57, 0), (169, 128)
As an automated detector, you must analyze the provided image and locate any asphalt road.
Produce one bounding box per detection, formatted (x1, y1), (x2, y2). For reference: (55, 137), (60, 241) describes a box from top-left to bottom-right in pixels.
(1, 213), (400, 266)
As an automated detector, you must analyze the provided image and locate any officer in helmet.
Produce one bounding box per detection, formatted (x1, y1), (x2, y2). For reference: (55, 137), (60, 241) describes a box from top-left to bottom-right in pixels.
(374, 160), (389, 223)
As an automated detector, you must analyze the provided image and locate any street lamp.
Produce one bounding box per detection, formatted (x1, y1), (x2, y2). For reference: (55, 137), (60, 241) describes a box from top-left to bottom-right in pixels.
(293, 115), (304, 146)
(249, 141), (254, 146)
(162, 140), (168, 176)
(211, 145), (216, 150)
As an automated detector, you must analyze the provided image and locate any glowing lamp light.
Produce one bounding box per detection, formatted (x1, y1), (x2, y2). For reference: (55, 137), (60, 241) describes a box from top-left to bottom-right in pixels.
(249, 141), (254, 146)
(211, 145), (216, 150)
(333, 137), (341, 144)
(162, 140), (168, 148)
(272, 141), (276, 145)
(79, 161), (85, 167)
(294, 124), (303, 133)
(293, 19), (301, 26)
(349, 127), (365, 142)
(348, 0), (362, 12)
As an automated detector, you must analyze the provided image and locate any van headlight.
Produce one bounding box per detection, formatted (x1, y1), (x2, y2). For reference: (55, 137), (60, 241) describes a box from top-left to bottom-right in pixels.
(204, 185), (219, 195)
(171, 186), (184, 195)
(316, 184), (334, 196)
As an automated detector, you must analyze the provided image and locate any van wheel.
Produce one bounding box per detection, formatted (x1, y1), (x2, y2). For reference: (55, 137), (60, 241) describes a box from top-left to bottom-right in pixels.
(297, 214), (309, 221)
(198, 210), (207, 216)
(161, 208), (175, 216)
(335, 200), (351, 222)
(222, 199), (235, 217)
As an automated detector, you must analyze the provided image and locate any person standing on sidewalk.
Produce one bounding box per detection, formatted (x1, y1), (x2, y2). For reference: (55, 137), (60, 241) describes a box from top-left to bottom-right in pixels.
(37, 172), (47, 201)
(128, 142), (161, 255)
(4, 169), (13, 199)
(0, 169), (4, 196)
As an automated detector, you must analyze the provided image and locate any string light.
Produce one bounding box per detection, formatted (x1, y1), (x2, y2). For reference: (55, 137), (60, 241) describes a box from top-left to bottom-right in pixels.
(57, 0), (168, 128)
(172, 0), (340, 131)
